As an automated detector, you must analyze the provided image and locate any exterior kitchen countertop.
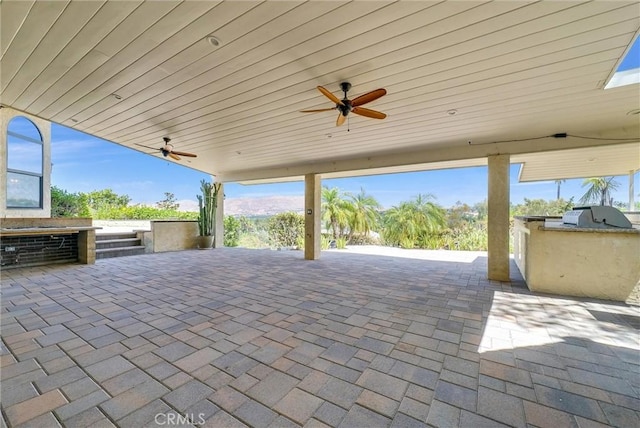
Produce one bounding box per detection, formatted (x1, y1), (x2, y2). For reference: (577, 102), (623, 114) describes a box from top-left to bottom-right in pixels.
(0, 226), (101, 236)
(514, 216), (561, 221)
(539, 223), (640, 233)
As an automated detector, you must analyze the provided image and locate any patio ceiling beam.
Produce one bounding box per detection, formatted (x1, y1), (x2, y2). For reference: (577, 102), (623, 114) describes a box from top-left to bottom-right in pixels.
(216, 129), (639, 183)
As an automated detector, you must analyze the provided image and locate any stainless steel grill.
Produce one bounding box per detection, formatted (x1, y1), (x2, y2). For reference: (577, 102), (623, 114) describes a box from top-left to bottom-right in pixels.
(562, 206), (632, 229)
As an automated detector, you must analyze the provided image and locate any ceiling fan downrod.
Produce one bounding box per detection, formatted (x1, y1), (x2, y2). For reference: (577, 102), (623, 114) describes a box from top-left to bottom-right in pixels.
(338, 82), (352, 116)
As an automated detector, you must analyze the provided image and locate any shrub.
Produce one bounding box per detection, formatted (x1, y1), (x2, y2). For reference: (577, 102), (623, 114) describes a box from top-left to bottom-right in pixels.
(347, 234), (380, 246)
(336, 237), (348, 249)
(321, 235), (331, 250)
(83, 189), (130, 214)
(92, 205), (197, 220)
(238, 230), (271, 249)
(415, 223), (488, 251)
(224, 216), (241, 247)
(267, 212), (304, 248)
(51, 186), (90, 217)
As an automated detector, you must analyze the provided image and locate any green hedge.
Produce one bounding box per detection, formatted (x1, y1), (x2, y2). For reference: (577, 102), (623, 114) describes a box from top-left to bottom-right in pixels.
(92, 206), (198, 220)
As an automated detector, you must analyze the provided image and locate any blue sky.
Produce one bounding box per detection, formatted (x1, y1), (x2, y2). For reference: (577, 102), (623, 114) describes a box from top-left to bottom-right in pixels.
(618, 35), (640, 72)
(51, 123), (638, 210)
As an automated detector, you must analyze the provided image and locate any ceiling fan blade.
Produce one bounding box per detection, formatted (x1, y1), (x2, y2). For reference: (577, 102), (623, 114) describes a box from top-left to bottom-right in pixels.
(336, 113), (346, 126)
(168, 152), (181, 161)
(135, 143), (161, 151)
(318, 86), (344, 106)
(171, 150), (197, 157)
(352, 106), (386, 119)
(300, 107), (337, 113)
(351, 88), (387, 107)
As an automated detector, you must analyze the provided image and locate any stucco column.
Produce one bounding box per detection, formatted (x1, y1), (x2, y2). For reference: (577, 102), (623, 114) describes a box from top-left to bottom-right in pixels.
(214, 182), (224, 248)
(305, 173), (321, 260)
(629, 170), (636, 211)
(487, 154), (510, 281)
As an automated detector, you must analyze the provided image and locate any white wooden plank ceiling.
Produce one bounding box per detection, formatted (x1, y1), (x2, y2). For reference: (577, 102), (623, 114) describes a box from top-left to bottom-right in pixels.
(1, 1), (639, 182)
(513, 143), (640, 182)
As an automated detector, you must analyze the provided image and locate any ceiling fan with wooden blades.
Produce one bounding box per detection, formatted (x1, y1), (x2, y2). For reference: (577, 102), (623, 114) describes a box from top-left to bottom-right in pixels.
(301, 82), (387, 126)
(136, 137), (197, 161)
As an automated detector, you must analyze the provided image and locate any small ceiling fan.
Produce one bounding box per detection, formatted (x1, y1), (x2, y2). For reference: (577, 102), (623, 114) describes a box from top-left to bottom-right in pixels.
(136, 137), (197, 161)
(301, 82), (387, 126)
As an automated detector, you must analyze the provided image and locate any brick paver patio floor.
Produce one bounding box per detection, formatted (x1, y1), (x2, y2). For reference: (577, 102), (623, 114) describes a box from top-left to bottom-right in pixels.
(2, 248), (639, 427)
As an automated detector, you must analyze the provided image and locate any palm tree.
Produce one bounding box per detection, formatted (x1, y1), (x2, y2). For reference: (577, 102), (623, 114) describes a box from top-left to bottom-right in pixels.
(382, 194), (446, 248)
(321, 187), (351, 239)
(411, 194), (447, 233)
(347, 188), (381, 240)
(579, 177), (620, 206)
(383, 202), (421, 248)
(554, 179), (566, 200)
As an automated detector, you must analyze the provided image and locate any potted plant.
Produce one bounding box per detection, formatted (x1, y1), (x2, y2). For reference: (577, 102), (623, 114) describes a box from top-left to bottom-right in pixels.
(196, 179), (221, 249)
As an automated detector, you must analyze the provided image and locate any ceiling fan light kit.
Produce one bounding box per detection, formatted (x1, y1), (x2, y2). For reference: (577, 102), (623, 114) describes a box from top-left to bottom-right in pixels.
(301, 82), (387, 126)
(135, 137), (197, 162)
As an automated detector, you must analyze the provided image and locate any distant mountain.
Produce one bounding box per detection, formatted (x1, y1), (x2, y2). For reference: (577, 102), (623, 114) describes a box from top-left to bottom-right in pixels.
(176, 199), (199, 212)
(226, 195), (304, 216)
(177, 195), (304, 216)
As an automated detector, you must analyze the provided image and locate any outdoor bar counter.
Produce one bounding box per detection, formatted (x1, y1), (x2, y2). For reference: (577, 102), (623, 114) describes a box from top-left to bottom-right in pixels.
(513, 215), (640, 302)
(0, 218), (100, 268)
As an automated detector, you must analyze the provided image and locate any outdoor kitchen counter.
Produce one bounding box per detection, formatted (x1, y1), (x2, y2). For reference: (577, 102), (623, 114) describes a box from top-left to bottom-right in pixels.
(0, 226), (101, 236)
(1, 224), (101, 266)
(513, 216), (640, 302)
(539, 223), (640, 233)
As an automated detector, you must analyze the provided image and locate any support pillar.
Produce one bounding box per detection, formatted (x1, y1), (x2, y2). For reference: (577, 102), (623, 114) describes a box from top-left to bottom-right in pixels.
(214, 182), (224, 248)
(487, 154), (510, 281)
(629, 170), (635, 211)
(305, 173), (321, 260)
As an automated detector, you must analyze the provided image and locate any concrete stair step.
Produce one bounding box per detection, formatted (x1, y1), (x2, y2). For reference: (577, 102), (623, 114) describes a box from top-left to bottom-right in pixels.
(96, 232), (138, 241)
(96, 238), (141, 249)
(96, 245), (146, 259)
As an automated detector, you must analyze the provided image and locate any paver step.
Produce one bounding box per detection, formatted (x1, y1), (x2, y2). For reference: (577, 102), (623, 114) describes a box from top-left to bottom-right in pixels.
(96, 238), (141, 249)
(96, 232), (138, 241)
(96, 245), (146, 259)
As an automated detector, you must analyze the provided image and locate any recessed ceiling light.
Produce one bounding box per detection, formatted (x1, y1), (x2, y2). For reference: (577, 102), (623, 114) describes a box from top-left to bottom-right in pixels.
(70, 118), (78, 123)
(112, 94), (122, 100)
(627, 109), (640, 115)
(206, 35), (221, 47)
(447, 109), (458, 116)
